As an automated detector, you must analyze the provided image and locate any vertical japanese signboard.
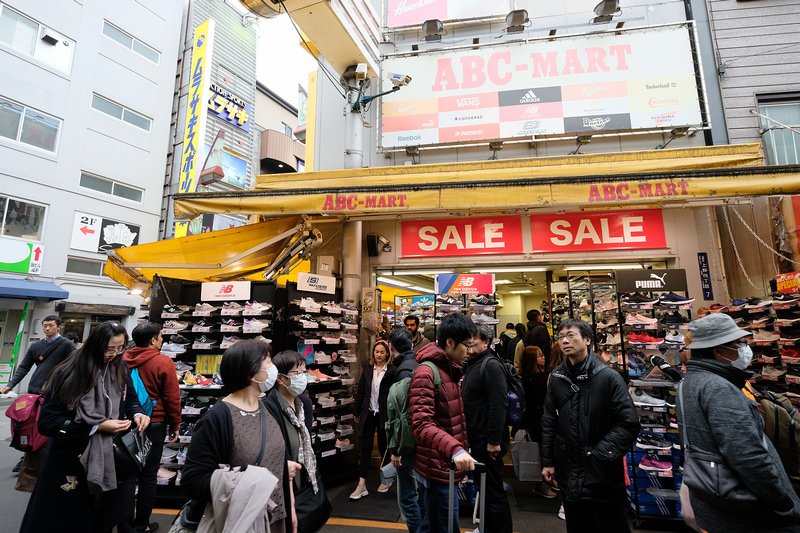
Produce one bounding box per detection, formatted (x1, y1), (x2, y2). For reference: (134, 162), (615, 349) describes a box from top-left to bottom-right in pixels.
(697, 253), (714, 300)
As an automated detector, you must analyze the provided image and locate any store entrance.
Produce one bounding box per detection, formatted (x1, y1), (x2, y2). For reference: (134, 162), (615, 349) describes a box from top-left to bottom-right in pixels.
(61, 313), (125, 344)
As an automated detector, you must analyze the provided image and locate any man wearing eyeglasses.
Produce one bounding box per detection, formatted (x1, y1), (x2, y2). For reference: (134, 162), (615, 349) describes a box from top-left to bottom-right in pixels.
(541, 319), (639, 533)
(2, 315), (75, 481)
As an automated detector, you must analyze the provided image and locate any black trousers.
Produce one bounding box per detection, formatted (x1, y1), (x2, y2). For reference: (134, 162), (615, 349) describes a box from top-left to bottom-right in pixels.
(358, 410), (387, 479)
(120, 422), (167, 533)
(563, 499), (631, 533)
(471, 443), (513, 533)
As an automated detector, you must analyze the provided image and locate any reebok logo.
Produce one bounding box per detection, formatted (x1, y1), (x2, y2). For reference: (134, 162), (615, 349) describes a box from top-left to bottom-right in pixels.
(457, 97), (480, 107)
(519, 90), (540, 103)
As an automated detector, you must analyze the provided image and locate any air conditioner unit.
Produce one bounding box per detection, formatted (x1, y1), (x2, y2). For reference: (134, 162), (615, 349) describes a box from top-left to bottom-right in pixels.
(40, 28), (59, 46)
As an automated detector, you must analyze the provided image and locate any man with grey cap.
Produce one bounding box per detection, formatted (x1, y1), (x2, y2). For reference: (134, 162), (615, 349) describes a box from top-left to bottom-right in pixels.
(677, 313), (800, 532)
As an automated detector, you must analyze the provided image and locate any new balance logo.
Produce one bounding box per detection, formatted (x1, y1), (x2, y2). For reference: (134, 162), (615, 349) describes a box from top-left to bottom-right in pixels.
(519, 90), (540, 103)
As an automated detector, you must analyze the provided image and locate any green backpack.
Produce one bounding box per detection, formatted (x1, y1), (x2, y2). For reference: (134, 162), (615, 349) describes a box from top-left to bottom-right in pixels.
(385, 361), (440, 457)
(755, 389), (800, 492)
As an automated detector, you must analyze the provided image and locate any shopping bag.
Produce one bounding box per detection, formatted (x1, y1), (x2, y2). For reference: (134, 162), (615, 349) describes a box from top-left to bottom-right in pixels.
(511, 429), (541, 482)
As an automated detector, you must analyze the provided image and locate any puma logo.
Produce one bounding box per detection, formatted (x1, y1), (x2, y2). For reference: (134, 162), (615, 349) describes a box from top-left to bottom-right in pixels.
(651, 273), (667, 284)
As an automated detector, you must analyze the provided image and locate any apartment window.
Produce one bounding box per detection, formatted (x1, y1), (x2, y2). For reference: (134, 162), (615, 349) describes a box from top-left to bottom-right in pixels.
(79, 172), (143, 203)
(102, 21), (160, 64)
(0, 96), (61, 152)
(0, 195), (46, 241)
(91, 94), (151, 132)
(66, 256), (105, 276)
(0, 4), (74, 73)
(758, 95), (800, 165)
(281, 122), (293, 137)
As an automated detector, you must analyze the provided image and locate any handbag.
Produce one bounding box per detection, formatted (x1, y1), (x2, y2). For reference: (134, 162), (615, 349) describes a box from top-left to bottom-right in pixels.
(294, 473), (331, 533)
(677, 383), (758, 504)
(379, 449), (396, 487)
(113, 425), (152, 481)
(510, 429), (542, 482)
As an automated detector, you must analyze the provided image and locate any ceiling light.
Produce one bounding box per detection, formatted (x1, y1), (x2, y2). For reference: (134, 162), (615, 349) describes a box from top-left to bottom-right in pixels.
(470, 267), (548, 273)
(564, 264), (643, 271)
(408, 285), (434, 293)
(377, 276), (411, 287)
(390, 269), (454, 275)
(509, 290), (532, 294)
(495, 279), (512, 285)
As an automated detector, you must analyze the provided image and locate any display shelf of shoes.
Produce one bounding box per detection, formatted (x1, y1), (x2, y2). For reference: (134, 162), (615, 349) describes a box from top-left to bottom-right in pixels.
(592, 280), (621, 365)
(467, 294), (500, 340)
(434, 294), (464, 328)
(284, 282), (360, 484)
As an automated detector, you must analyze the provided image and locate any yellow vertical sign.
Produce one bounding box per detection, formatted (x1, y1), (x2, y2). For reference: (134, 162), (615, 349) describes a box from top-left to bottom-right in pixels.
(178, 20), (215, 197)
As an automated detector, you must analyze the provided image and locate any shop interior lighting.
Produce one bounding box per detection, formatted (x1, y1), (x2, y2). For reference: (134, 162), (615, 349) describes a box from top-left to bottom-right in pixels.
(656, 127), (691, 149)
(409, 285), (435, 293)
(377, 276), (411, 287)
(382, 269), (454, 275)
(495, 279), (513, 284)
(422, 19), (444, 42)
(569, 135), (593, 155)
(509, 290), (533, 294)
(591, 0), (621, 24)
(128, 281), (149, 296)
(470, 267), (548, 273)
(505, 10), (530, 34)
(564, 264), (644, 271)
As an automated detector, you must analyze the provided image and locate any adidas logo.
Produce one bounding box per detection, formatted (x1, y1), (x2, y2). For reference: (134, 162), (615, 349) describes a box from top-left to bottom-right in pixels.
(519, 90), (539, 103)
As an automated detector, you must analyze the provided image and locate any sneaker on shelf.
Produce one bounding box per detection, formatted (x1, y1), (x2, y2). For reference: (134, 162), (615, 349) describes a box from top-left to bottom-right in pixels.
(630, 387), (666, 407)
(244, 318), (269, 329)
(436, 295), (460, 305)
(315, 352), (333, 364)
(163, 343), (187, 353)
(750, 316), (774, 328)
(658, 292), (695, 305)
(340, 373), (355, 385)
(744, 297), (773, 309)
(221, 318), (242, 327)
(332, 365), (349, 375)
(629, 331), (663, 344)
(223, 302), (244, 310)
(710, 303), (728, 311)
(340, 334), (358, 343)
(246, 300), (272, 313)
(763, 365), (787, 378)
(195, 335), (217, 345)
(782, 347), (800, 358)
(163, 305), (185, 314)
(169, 334), (191, 345)
(623, 292), (660, 304)
(579, 298), (591, 310)
(157, 466), (177, 480)
(774, 293), (800, 303)
(299, 298), (321, 311)
(664, 331), (685, 344)
(336, 423), (352, 432)
(299, 315), (319, 327)
(212, 372), (224, 385)
(639, 455), (672, 472)
(605, 333), (622, 344)
(253, 335), (272, 344)
(195, 374), (212, 386)
(335, 438), (350, 448)
(174, 361), (193, 372)
(696, 307), (710, 317)
(471, 313), (500, 325)
(661, 311), (688, 325)
(222, 335), (242, 344)
(193, 318), (213, 328)
(636, 433), (673, 450)
(309, 369), (329, 381)
(339, 302), (356, 311)
(650, 354), (683, 382)
(181, 372), (197, 385)
(730, 298), (747, 307)
(625, 313), (658, 325)
(321, 318), (341, 328)
(753, 329), (779, 342)
(164, 320), (189, 330)
(195, 303), (218, 312)
(780, 331), (800, 342)
(470, 295), (498, 306)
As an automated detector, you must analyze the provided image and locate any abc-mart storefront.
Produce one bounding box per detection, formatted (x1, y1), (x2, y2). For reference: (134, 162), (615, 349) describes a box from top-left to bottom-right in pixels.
(170, 143), (800, 308)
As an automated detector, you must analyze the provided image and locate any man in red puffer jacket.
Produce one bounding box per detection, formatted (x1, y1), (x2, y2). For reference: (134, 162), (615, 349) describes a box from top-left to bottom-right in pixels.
(121, 322), (181, 533)
(410, 313), (477, 533)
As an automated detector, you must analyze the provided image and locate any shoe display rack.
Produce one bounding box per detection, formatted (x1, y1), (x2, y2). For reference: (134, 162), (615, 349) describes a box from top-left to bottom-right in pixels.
(709, 295), (800, 403)
(565, 275), (619, 364)
(435, 293), (464, 328)
(626, 377), (685, 527)
(285, 282), (360, 483)
(395, 295), (435, 329)
(466, 294), (500, 338)
(148, 279), (278, 499)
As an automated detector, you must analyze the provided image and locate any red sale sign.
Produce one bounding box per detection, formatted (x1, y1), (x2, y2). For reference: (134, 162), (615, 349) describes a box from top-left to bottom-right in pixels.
(402, 216), (524, 258)
(530, 209), (666, 253)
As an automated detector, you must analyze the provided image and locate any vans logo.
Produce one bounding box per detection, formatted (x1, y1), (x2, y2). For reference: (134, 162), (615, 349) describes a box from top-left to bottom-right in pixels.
(519, 90), (540, 103)
(635, 273), (667, 289)
(457, 97), (480, 107)
(583, 117), (611, 130)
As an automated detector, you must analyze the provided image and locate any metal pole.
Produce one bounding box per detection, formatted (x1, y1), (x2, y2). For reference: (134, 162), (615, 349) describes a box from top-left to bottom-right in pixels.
(342, 77), (363, 306)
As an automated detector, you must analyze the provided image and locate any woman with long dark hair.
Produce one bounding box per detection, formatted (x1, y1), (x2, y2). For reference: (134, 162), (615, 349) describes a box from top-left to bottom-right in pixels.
(520, 345), (557, 499)
(350, 340), (396, 500)
(20, 321), (148, 533)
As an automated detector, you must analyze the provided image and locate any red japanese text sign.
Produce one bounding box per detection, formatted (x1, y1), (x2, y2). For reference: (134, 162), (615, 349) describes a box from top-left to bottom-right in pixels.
(529, 209), (666, 253)
(402, 216), (524, 258)
(776, 272), (800, 294)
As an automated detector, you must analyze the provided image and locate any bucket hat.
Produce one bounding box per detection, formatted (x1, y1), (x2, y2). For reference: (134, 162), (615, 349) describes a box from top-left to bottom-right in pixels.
(686, 313), (751, 349)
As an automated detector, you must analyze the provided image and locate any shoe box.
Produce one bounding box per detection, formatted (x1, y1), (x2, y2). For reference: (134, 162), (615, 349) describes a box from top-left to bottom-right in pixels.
(627, 491), (676, 517)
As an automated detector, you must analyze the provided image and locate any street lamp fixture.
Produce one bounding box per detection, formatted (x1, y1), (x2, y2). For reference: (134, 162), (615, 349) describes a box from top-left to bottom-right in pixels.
(506, 10), (530, 34)
(422, 19), (444, 42)
(591, 0), (621, 24)
(656, 127), (690, 149)
(569, 135), (593, 155)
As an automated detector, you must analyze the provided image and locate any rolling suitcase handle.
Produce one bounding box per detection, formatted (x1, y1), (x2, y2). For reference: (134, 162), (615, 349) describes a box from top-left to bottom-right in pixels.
(447, 461), (487, 533)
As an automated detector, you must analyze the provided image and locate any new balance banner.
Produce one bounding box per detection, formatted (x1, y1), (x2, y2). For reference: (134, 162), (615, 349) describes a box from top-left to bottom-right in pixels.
(435, 274), (495, 295)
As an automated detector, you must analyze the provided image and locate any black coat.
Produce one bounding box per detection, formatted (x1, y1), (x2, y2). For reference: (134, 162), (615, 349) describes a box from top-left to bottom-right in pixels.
(520, 369), (548, 442)
(20, 365), (144, 533)
(541, 352), (639, 505)
(353, 360), (396, 436)
(523, 322), (551, 365)
(462, 350), (509, 451)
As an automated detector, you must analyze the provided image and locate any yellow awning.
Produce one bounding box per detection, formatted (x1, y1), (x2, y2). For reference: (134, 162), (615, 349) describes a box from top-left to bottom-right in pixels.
(104, 216), (303, 289)
(173, 143), (800, 218)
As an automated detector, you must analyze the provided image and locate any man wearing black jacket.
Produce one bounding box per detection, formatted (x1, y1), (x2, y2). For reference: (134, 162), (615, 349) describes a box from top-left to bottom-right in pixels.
(462, 326), (512, 533)
(515, 310), (550, 373)
(541, 319), (639, 533)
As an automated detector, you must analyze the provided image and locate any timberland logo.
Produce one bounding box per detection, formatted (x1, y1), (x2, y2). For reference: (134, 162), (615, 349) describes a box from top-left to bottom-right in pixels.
(635, 273), (667, 289)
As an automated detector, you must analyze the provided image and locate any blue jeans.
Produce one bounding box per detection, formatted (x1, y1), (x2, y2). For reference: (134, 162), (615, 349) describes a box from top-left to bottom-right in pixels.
(396, 457), (422, 533)
(417, 476), (459, 533)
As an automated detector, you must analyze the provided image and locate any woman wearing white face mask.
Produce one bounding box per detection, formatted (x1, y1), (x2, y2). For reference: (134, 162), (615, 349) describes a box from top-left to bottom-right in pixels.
(676, 313), (800, 533)
(181, 340), (296, 533)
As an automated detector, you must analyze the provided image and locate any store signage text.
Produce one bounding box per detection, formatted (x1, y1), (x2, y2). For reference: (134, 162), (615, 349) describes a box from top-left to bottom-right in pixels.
(615, 269), (688, 293)
(208, 82), (251, 132)
(586, 181), (689, 203)
(298, 272), (336, 294)
(0, 237), (43, 274)
(402, 216), (523, 258)
(200, 281), (252, 301)
(71, 212), (140, 253)
(697, 252), (714, 300)
(776, 271), (800, 294)
(322, 194), (408, 211)
(529, 209), (666, 253)
(435, 274), (495, 295)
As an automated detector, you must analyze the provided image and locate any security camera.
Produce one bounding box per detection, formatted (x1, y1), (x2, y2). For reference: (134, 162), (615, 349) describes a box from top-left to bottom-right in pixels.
(355, 63), (368, 81)
(388, 72), (412, 87)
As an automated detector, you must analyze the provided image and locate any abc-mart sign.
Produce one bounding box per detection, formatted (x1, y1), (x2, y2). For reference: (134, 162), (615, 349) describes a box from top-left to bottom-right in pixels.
(381, 24), (702, 148)
(201, 281), (252, 301)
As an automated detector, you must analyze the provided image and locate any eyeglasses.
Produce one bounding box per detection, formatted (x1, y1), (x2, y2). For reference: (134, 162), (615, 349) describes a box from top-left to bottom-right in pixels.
(104, 348), (125, 356)
(460, 341), (475, 349)
(556, 332), (581, 341)
(286, 369), (308, 376)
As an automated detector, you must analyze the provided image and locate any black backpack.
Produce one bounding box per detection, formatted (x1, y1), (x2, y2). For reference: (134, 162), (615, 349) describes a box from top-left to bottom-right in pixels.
(479, 356), (526, 426)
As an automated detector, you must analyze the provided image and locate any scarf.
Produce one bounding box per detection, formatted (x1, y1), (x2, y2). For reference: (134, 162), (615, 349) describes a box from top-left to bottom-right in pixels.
(77, 363), (122, 492)
(283, 402), (318, 493)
